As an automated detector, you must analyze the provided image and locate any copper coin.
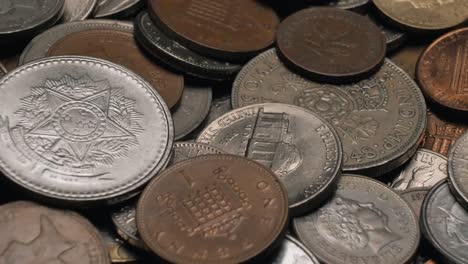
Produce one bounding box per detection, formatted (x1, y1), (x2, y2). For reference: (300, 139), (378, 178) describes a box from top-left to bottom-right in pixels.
(47, 28), (184, 108)
(417, 28), (468, 111)
(137, 154), (289, 264)
(0, 201), (109, 263)
(148, 0), (280, 61)
(276, 7), (386, 83)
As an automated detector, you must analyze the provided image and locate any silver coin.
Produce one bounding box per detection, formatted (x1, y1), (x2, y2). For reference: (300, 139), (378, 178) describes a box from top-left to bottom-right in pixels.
(449, 132), (468, 208)
(367, 14), (406, 52)
(191, 94), (233, 139)
(93, 0), (141, 18)
(172, 84), (212, 140)
(271, 235), (320, 264)
(294, 175), (420, 264)
(62, 0), (97, 22)
(20, 19), (132, 65)
(197, 103), (343, 215)
(392, 149), (447, 191)
(328, 0), (369, 10)
(399, 188), (429, 219)
(232, 49), (426, 176)
(0, 56), (173, 203)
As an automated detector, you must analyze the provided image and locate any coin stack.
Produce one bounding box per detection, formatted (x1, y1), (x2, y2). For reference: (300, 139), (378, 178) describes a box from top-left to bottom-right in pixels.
(0, 0), (467, 263)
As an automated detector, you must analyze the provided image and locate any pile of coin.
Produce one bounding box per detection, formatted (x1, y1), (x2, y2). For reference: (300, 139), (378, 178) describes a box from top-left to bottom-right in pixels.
(0, 0), (467, 263)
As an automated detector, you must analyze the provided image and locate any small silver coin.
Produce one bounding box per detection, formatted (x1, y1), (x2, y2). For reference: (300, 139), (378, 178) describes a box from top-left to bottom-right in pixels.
(449, 132), (468, 208)
(0, 56), (173, 204)
(271, 235), (320, 264)
(399, 188), (430, 219)
(197, 103), (343, 216)
(391, 149), (447, 191)
(294, 175), (420, 264)
(93, 0), (141, 18)
(62, 0), (97, 22)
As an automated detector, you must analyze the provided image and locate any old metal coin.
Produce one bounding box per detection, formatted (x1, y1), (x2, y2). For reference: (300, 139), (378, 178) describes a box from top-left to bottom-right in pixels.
(417, 28), (468, 112)
(173, 84), (212, 140)
(276, 8), (386, 83)
(373, 0), (468, 33)
(327, 0), (369, 11)
(137, 154), (289, 264)
(0, 56), (173, 204)
(0, 54), (19, 72)
(421, 181), (468, 264)
(171, 142), (224, 164)
(0, 201), (109, 263)
(390, 43), (428, 79)
(232, 49), (426, 175)
(391, 149), (447, 191)
(93, 0), (142, 18)
(0, 63), (6, 79)
(400, 188), (430, 219)
(63, 0), (97, 22)
(294, 175), (420, 264)
(270, 235), (320, 264)
(135, 12), (241, 81)
(148, 0), (280, 61)
(367, 14), (406, 52)
(99, 224), (141, 263)
(197, 103), (343, 215)
(449, 132), (468, 208)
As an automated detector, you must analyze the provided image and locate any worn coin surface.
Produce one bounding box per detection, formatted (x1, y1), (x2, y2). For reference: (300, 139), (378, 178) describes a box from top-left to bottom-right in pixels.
(93, 0), (142, 18)
(373, 0), (468, 32)
(391, 149), (447, 191)
(0, 56), (173, 203)
(137, 154), (289, 264)
(270, 235), (320, 264)
(400, 188), (429, 219)
(232, 49), (426, 175)
(148, 0), (280, 61)
(276, 8), (386, 83)
(448, 132), (468, 208)
(390, 43), (428, 79)
(417, 28), (468, 111)
(367, 14), (406, 52)
(0, 201), (109, 263)
(294, 175), (420, 264)
(63, 0), (97, 22)
(421, 181), (468, 264)
(197, 103), (342, 215)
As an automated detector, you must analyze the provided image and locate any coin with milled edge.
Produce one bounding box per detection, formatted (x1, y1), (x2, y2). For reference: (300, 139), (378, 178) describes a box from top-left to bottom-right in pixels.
(93, 0), (142, 18)
(391, 149), (447, 191)
(294, 175), (420, 264)
(400, 188), (429, 219)
(421, 181), (468, 264)
(0, 201), (109, 263)
(449, 132), (468, 208)
(63, 0), (97, 22)
(197, 103), (343, 215)
(137, 154), (289, 264)
(0, 56), (173, 204)
(276, 8), (386, 83)
(270, 235), (320, 264)
(232, 49), (426, 175)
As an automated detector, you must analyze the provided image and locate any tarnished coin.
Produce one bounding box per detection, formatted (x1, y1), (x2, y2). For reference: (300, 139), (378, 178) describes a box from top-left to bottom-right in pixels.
(400, 188), (429, 219)
(421, 181), (468, 264)
(294, 175), (420, 264)
(390, 42), (428, 79)
(0, 56), (173, 204)
(417, 28), (468, 111)
(137, 154), (289, 264)
(203, 95), (232, 128)
(63, 0), (97, 22)
(0, 63), (6, 79)
(232, 49), (426, 175)
(276, 8), (386, 83)
(0, 201), (109, 263)
(173, 84), (212, 140)
(367, 14), (406, 52)
(99, 224), (141, 263)
(197, 103), (343, 215)
(373, 0), (467, 33)
(93, 0), (142, 18)
(391, 149), (447, 191)
(148, 0), (280, 61)
(0, 54), (19, 72)
(270, 235), (320, 264)
(327, 0), (369, 11)
(449, 132), (468, 208)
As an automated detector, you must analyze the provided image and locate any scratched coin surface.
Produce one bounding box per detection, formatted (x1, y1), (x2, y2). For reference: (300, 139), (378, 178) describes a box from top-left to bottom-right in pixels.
(400, 188), (429, 219)
(232, 49), (426, 175)
(421, 181), (468, 264)
(93, 0), (142, 18)
(270, 235), (320, 264)
(373, 0), (468, 32)
(448, 132), (468, 207)
(148, 0), (280, 61)
(294, 175), (420, 264)
(391, 149), (447, 191)
(0, 56), (173, 203)
(137, 154), (289, 264)
(63, 0), (97, 22)
(276, 8), (386, 83)
(197, 103), (343, 215)
(417, 28), (468, 111)
(0, 201), (109, 263)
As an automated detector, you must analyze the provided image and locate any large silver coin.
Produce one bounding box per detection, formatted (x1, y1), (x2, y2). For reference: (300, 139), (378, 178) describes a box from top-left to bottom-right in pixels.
(93, 0), (141, 18)
(197, 103), (343, 215)
(272, 235), (320, 264)
(391, 149), (447, 191)
(449, 132), (468, 208)
(0, 56), (173, 204)
(294, 175), (420, 264)
(232, 49), (426, 176)
(63, 0), (97, 22)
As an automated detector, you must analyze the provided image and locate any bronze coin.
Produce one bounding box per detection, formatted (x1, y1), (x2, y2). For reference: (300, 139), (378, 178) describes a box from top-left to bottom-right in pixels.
(276, 7), (386, 83)
(417, 28), (468, 111)
(0, 201), (109, 263)
(148, 0), (280, 61)
(137, 154), (289, 264)
(47, 28), (184, 109)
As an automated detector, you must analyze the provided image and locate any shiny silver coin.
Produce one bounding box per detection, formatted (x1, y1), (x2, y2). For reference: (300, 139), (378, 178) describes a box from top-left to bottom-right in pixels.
(399, 188), (429, 219)
(449, 132), (468, 208)
(0, 56), (173, 204)
(172, 84), (212, 140)
(294, 175), (420, 264)
(271, 235), (320, 264)
(63, 0), (97, 22)
(197, 103), (343, 216)
(232, 49), (426, 176)
(392, 149), (447, 191)
(93, 0), (142, 18)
